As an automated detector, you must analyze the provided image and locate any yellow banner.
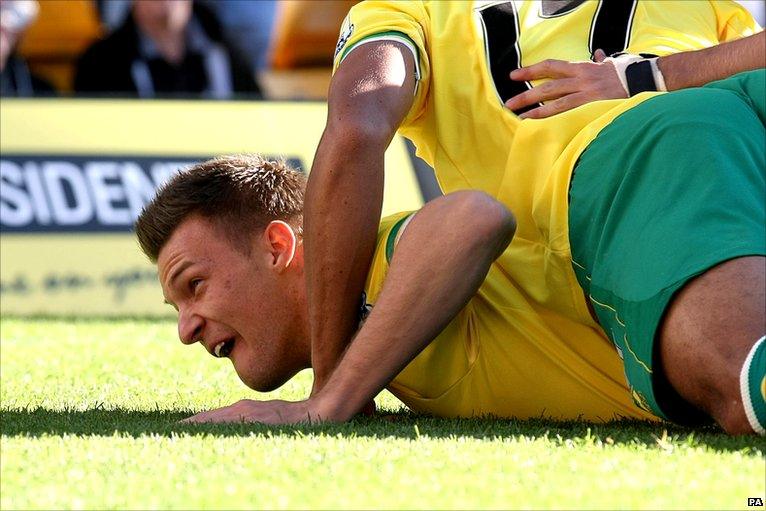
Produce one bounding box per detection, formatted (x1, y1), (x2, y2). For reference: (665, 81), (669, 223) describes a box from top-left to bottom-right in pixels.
(0, 99), (424, 316)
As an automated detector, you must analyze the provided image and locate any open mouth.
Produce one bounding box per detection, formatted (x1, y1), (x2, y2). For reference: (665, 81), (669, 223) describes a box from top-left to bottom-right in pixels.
(213, 338), (235, 358)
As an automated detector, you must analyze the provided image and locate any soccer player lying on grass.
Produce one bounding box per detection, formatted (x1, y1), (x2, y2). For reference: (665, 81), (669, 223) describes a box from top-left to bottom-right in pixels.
(299, 1), (766, 436)
(136, 73), (766, 433)
(305, 2), (765, 409)
(136, 155), (657, 425)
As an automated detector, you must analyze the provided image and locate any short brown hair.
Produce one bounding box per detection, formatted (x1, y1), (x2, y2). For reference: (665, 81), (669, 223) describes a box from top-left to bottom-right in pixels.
(135, 154), (306, 262)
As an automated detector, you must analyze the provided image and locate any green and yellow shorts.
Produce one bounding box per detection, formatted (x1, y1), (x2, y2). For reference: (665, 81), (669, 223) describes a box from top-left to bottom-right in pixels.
(568, 70), (766, 422)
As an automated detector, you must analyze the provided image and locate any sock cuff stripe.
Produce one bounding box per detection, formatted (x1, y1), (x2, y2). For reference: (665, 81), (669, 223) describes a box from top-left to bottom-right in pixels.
(740, 336), (766, 435)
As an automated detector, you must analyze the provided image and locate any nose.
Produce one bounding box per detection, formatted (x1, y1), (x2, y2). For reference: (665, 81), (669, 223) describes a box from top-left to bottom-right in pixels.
(178, 307), (203, 345)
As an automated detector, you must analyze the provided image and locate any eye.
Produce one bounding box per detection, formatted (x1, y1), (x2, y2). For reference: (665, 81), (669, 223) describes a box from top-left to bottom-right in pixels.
(189, 278), (203, 294)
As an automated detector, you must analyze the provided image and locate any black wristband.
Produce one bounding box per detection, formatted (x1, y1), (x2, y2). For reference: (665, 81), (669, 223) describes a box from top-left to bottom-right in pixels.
(625, 60), (658, 96)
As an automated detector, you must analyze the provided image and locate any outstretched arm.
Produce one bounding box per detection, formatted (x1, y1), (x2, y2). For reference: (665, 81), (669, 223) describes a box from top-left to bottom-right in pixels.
(505, 31), (765, 119)
(182, 192), (515, 424)
(312, 192), (515, 421)
(305, 41), (416, 394)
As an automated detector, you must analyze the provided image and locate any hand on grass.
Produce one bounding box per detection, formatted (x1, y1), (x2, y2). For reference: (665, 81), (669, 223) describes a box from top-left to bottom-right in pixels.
(181, 396), (375, 424)
(312, 375), (376, 417)
(181, 399), (318, 425)
(506, 49), (626, 119)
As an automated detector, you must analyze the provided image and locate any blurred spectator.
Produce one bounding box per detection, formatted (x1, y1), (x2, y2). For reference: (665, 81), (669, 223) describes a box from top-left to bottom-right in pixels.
(0, 0), (54, 96)
(95, 0), (131, 32)
(96, 0), (276, 73)
(199, 0), (277, 72)
(75, 0), (260, 98)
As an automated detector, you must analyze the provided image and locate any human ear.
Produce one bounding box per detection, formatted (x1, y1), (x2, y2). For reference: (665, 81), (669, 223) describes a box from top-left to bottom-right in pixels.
(263, 221), (297, 272)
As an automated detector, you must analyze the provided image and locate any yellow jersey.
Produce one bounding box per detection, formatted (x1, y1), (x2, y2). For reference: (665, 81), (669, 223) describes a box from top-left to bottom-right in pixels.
(366, 213), (657, 421)
(340, 1), (760, 421)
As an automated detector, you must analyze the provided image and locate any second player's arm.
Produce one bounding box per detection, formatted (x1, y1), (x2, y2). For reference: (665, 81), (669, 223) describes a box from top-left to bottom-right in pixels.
(305, 41), (417, 393)
(657, 30), (765, 90)
(506, 31), (766, 118)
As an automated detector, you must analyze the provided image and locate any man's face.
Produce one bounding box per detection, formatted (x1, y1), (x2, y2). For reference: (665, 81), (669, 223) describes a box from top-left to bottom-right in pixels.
(157, 214), (309, 391)
(132, 0), (192, 36)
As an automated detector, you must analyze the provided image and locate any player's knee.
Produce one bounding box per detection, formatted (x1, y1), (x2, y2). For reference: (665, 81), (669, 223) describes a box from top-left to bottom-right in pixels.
(714, 400), (756, 435)
(702, 350), (764, 436)
(448, 190), (516, 250)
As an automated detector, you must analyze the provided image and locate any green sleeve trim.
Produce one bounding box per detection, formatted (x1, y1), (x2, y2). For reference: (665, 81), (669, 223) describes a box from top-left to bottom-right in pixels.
(339, 30), (422, 81)
(385, 214), (414, 264)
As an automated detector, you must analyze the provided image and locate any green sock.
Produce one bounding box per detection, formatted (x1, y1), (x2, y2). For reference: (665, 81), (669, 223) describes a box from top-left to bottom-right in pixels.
(741, 336), (766, 435)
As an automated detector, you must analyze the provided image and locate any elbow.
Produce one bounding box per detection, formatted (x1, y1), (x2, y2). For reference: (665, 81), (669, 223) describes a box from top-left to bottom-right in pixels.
(323, 116), (397, 153)
(448, 191), (516, 256)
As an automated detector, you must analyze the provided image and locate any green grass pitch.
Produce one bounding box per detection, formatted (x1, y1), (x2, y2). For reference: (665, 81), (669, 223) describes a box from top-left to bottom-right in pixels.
(1, 318), (764, 510)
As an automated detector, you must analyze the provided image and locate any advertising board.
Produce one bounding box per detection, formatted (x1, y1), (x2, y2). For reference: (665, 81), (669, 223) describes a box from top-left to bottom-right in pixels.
(0, 99), (424, 316)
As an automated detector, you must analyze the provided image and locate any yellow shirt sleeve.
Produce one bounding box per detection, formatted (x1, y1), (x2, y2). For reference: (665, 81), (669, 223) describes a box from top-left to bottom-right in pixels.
(364, 211), (416, 304)
(625, 0), (759, 55)
(710, 0), (762, 40)
(331, 0), (431, 125)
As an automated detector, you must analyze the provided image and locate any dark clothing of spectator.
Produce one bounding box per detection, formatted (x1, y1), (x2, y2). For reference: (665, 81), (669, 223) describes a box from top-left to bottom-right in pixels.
(74, 4), (260, 98)
(199, 0), (277, 71)
(0, 55), (55, 97)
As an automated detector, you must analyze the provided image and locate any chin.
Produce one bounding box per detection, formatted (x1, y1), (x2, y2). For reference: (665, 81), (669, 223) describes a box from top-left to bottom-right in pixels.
(236, 366), (298, 393)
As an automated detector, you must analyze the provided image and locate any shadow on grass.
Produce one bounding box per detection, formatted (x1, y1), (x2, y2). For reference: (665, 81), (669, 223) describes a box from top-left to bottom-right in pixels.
(1, 406), (763, 454)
